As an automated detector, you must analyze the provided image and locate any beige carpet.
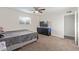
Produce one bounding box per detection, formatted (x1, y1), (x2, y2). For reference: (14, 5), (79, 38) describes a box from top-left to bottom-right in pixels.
(16, 34), (79, 51)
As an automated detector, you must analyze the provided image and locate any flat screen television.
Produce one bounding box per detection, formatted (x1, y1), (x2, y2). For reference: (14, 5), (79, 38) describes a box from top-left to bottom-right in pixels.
(40, 21), (48, 27)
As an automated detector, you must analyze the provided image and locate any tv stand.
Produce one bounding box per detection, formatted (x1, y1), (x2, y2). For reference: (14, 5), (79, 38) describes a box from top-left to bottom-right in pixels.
(37, 27), (51, 36)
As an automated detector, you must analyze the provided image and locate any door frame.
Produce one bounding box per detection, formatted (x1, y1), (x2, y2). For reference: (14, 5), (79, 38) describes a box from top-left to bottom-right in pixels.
(75, 11), (78, 45)
(64, 12), (77, 45)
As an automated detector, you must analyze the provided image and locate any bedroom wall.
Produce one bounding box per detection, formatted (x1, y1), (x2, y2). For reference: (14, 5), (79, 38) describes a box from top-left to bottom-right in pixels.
(0, 8), (40, 32)
(40, 13), (64, 38)
(50, 13), (64, 38)
(40, 8), (77, 38)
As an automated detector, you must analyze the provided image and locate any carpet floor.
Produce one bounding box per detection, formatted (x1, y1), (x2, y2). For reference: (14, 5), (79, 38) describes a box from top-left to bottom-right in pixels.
(16, 34), (79, 51)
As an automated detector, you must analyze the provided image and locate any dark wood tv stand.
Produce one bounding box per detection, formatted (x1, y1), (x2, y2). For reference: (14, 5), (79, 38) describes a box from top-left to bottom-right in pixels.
(37, 27), (51, 36)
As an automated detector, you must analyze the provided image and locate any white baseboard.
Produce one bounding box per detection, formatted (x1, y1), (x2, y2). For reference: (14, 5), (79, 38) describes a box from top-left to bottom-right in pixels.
(51, 34), (64, 38)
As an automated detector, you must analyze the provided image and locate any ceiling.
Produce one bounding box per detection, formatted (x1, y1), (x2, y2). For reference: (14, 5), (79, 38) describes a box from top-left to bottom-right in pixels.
(45, 7), (77, 13)
(13, 7), (77, 14)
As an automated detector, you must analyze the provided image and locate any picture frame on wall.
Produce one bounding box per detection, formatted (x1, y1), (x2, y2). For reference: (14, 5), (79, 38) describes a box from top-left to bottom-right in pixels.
(19, 16), (31, 24)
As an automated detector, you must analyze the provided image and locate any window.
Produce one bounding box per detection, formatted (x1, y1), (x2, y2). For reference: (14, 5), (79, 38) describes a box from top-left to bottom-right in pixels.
(19, 16), (31, 24)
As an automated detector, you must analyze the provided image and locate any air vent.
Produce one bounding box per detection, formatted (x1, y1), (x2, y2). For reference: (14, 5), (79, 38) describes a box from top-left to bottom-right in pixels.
(66, 11), (72, 13)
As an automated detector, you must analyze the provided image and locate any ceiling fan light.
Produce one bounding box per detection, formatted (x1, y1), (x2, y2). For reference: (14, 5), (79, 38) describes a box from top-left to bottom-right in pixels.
(35, 11), (39, 13)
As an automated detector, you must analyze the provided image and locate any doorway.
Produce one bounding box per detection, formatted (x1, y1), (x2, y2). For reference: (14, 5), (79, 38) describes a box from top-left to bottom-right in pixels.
(64, 14), (75, 40)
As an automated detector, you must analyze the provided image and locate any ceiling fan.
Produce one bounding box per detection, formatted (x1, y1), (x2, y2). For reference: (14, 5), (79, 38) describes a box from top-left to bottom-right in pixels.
(32, 7), (45, 13)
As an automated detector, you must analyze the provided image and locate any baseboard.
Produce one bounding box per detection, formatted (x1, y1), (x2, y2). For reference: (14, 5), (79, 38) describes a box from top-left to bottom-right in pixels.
(51, 34), (64, 38)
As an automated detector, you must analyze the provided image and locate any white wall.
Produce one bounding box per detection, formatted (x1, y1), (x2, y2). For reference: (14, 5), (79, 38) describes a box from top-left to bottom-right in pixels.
(64, 14), (75, 37)
(49, 13), (64, 38)
(0, 8), (40, 32)
(40, 8), (77, 38)
(40, 13), (64, 38)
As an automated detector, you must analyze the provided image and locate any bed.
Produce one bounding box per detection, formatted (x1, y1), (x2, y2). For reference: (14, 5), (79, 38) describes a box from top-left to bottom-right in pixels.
(0, 29), (38, 51)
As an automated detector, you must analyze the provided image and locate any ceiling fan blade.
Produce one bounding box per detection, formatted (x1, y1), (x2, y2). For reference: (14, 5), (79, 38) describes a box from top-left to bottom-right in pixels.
(40, 9), (45, 10)
(33, 7), (39, 10)
(33, 7), (45, 13)
(38, 10), (43, 13)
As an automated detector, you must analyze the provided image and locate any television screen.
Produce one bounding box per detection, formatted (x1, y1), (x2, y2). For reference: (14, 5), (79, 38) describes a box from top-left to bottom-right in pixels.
(40, 21), (48, 27)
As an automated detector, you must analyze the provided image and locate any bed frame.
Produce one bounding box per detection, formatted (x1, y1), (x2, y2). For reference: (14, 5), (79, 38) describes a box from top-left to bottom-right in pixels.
(7, 38), (37, 51)
(0, 29), (38, 51)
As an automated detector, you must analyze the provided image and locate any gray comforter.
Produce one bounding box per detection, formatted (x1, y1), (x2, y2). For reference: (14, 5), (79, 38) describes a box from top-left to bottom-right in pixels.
(0, 29), (38, 47)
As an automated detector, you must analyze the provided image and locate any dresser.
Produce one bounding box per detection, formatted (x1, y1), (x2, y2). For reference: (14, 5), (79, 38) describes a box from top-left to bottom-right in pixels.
(37, 27), (51, 36)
